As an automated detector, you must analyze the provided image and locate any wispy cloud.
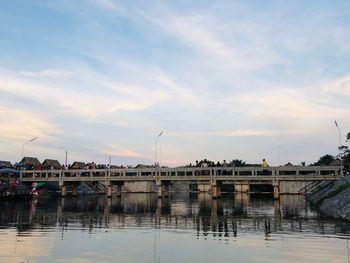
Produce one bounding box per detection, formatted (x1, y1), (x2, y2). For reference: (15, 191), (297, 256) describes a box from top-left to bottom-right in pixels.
(92, 0), (122, 12)
(321, 75), (350, 96)
(18, 69), (73, 79)
(0, 106), (56, 142)
(103, 145), (145, 158)
(141, 12), (284, 72)
(335, 26), (350, 50)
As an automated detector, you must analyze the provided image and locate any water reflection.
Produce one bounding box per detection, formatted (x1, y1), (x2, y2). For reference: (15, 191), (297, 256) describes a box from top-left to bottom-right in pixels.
(1, 193), (350, 239)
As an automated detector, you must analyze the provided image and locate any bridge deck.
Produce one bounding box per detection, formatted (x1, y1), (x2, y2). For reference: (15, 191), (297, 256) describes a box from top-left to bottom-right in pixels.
(18, 166), (342, 183)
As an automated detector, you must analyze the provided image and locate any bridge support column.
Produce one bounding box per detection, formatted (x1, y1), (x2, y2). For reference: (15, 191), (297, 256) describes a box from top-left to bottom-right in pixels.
(94, 181), (99, 194)
(273, 180), (280, 199)
(72, 183), (78, 197)
(157, 180), (170, 198)
(106, 183), (112, 198)
(211, 179), (221, 199)
(60, 181), (67, 197)
(198, 184), (210, 192)
(115, 182), (124, 197)
(234, 181), (249, 193)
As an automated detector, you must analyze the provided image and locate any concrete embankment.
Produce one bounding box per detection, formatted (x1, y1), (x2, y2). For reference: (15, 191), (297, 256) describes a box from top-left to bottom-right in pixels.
(306, 176), (350, 220)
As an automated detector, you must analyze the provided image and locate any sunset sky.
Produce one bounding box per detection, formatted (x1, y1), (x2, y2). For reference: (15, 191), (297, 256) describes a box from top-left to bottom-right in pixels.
(0, 0), (349, 166)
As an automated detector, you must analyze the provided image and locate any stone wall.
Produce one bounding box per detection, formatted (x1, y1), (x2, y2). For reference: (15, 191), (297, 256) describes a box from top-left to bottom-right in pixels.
(306, 176), (350, 221)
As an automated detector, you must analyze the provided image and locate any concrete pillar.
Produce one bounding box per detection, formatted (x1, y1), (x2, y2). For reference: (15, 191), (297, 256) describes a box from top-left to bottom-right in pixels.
(157, 184), (163, 198)
(61, 183), (67, 197)
(234, 181), (249, 193)
(198, 184), (210, 192)
(163, 184), (169, 198)
(106, 184), (112, 198)
(72, 184), (78, 197)
(211, 179), (221, 199)
(273, 180), (280, 199)
(94, 181), (99, 194)
(157, 181), (170, 198)
(116, 184), (122, 197)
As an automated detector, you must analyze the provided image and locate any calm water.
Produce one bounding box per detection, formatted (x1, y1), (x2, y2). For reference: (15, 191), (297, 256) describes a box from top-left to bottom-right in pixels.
(1, 193), (350, 263)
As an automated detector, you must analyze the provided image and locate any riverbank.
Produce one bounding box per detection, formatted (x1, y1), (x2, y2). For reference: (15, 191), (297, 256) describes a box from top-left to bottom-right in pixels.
(306, 176), (350, 220)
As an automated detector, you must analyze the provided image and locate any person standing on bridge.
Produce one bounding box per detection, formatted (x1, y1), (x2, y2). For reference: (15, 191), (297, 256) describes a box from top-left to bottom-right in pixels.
(261, 159), (269, 175)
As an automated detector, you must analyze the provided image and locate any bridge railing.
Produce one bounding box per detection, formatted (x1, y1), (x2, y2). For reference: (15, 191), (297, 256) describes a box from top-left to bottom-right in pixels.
(18, 166), (341, 180)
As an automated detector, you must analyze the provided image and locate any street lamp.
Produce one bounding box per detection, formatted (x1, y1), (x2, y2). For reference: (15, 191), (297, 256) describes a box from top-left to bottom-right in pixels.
(155, 131), (163, 166)
(21, 137), (38, 159)
(105, 153), (112, 176)
(55, 145), (68, 168)
(276, 145), (282, 166)
(334, 121), (343, 176)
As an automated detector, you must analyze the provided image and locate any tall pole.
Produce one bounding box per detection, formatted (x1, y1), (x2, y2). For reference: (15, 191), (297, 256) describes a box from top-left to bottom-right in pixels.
(277, 145), (282, 166)
(335, 121), (343, 176)
(108, 155), (111, 177)
(104, 153), (112, 176)
(155, 131), (163, 166)
(56, 145), (68, 167)
(21, 137), (38, 159)
(65, 150), (68, 167)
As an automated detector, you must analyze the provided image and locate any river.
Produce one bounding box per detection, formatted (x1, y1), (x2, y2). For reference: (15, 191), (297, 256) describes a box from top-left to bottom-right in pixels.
(0, 193), (349, 263)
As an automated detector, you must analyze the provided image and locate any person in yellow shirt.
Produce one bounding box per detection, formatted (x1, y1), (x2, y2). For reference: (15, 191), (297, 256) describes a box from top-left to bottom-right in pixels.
(261, 159), (268, 168)
(261, 159), (268, 175)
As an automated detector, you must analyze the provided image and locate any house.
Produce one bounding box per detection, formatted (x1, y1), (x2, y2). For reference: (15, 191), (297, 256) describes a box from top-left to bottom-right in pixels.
(42, 159), (62, 170)
(283, 162), (294, 167)
(20, 157), (42, 170)
(0, 161), (13, 169)
(70, 161), (86, 169)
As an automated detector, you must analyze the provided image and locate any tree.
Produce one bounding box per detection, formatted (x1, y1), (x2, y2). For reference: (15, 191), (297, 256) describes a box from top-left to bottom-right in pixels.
(198, 159), (215, 167)
(229, 159), (246, 167)
(346, 132), (350, 142)
(312, 154), (335, 166)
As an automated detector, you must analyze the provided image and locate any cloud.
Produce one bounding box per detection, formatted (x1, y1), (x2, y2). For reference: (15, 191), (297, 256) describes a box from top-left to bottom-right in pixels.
(321, 75), (350, 96)
(141, 12), (284, 72)
(167, 130), (274, 138)
(103, 145), (145, 158)
(0, 69), (163, 121)
(335, 26), (350, 50)
(0, 105), (56, 142)
(93, 0), (120, 11)
(19, 69), (73, 79)
(227, 88), (348, 120)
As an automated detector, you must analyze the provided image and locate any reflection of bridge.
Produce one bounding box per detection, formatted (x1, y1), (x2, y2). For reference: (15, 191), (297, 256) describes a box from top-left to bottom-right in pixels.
(0, 194), (348, 240)
(19, 166), (342, 198)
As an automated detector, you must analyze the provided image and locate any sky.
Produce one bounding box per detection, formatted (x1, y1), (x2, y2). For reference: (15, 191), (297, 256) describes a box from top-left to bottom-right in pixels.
(0, 0), (350, 167)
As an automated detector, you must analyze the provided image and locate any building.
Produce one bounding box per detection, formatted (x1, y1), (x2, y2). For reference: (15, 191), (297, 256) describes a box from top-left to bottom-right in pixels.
(42, 159), (62, 170)
(0, 161), (13, 169)
(70, 161), (86, 169)
(20, 157), (42, 170)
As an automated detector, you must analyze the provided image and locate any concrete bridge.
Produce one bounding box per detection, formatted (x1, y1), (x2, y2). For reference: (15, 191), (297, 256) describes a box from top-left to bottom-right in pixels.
(19, 166), (342, 199)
